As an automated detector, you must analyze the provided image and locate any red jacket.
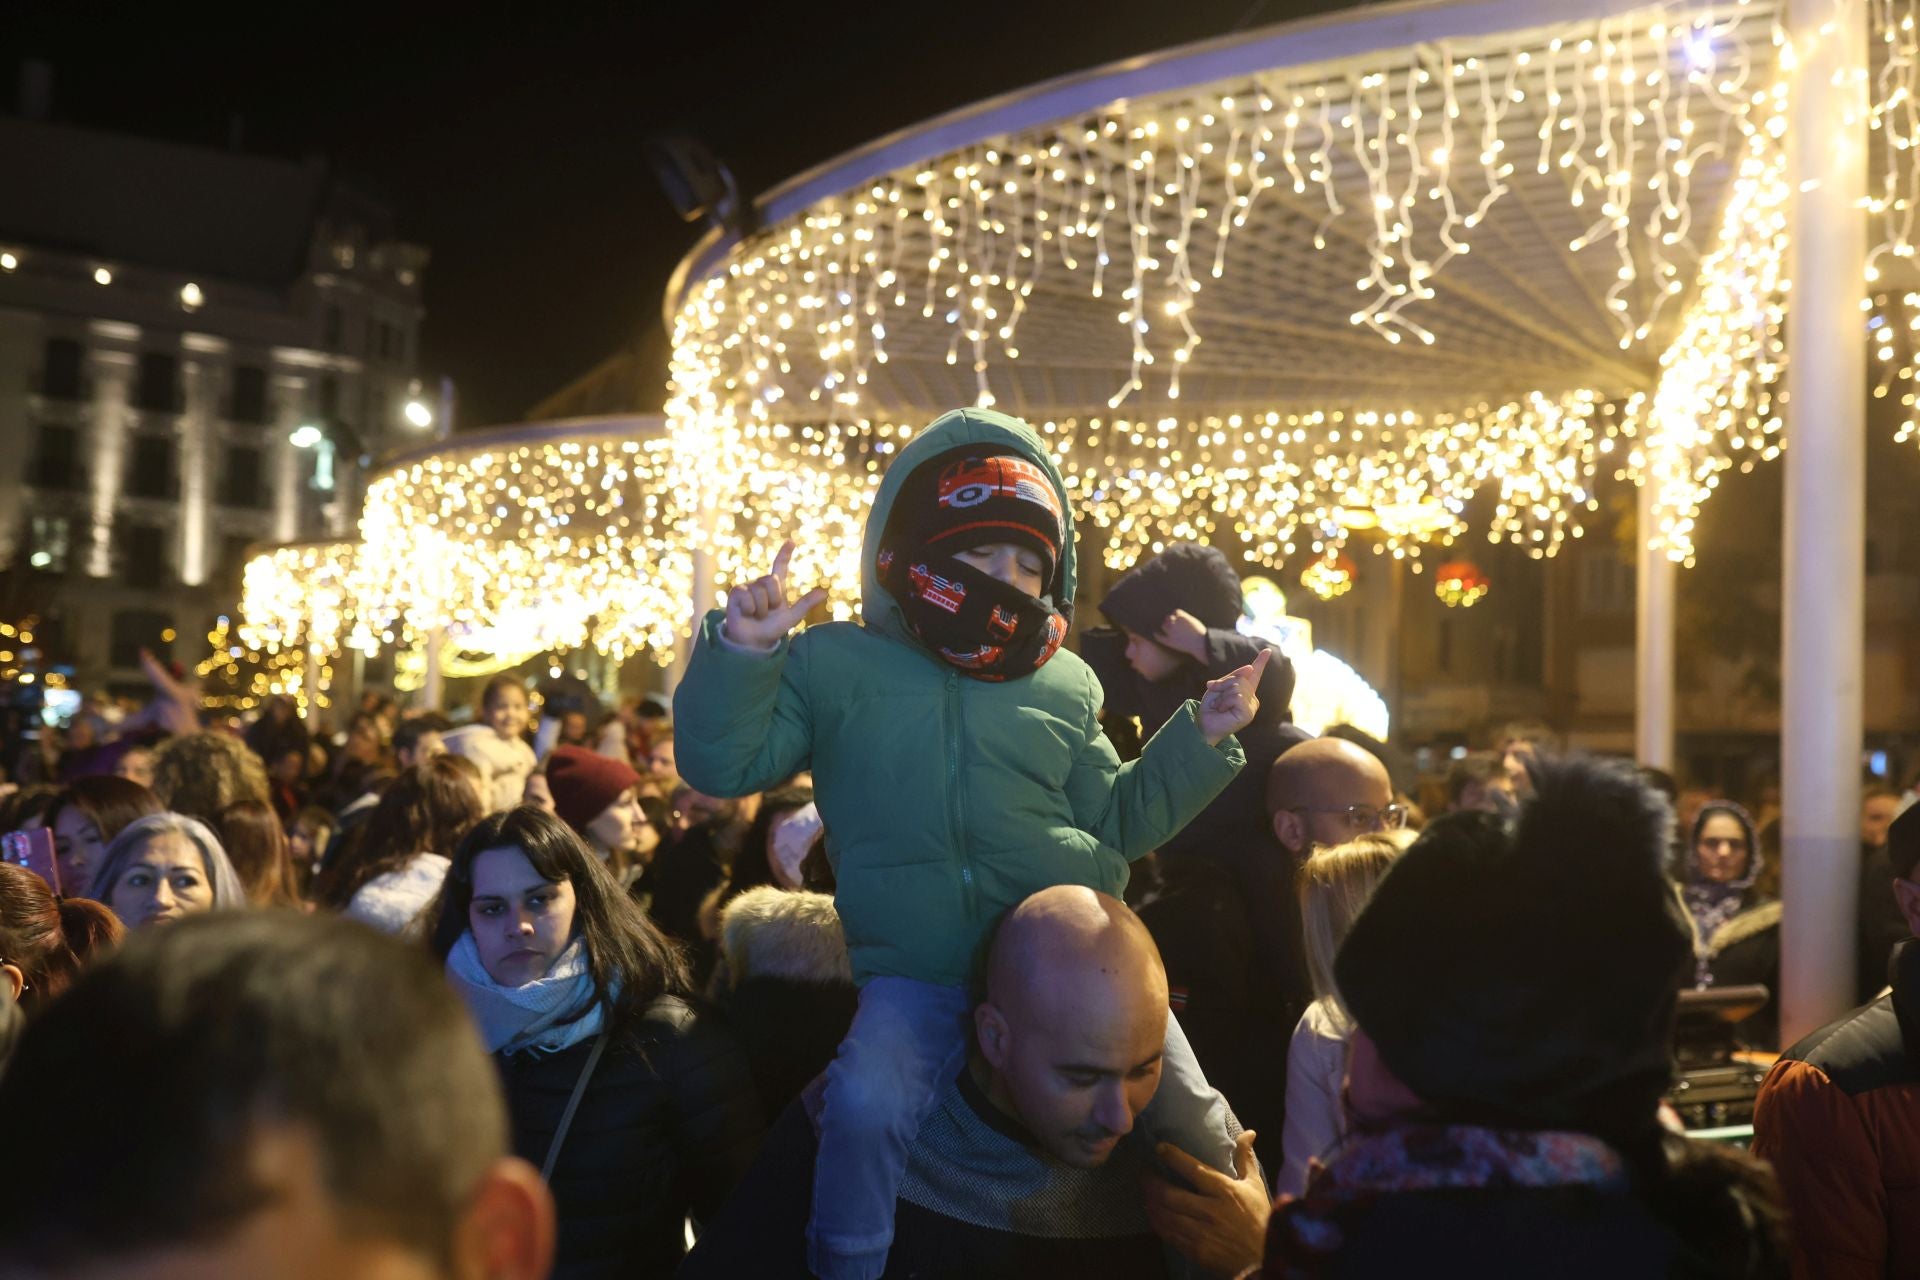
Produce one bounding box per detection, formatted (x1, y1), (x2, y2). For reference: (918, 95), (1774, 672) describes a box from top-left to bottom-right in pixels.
(1751, 938), (1920, 1279)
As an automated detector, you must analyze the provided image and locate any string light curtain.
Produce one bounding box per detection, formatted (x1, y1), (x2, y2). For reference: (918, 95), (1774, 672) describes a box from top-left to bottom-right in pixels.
(666, 0), (1792, 607)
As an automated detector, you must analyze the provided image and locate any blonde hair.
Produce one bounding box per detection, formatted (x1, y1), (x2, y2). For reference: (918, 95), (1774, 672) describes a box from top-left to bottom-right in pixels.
(1299, 829), (1415, 1008)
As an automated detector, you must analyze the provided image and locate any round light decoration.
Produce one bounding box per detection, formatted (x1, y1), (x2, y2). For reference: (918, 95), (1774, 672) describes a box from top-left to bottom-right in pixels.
(1433, 558), (1490, 607)
(1300, 552), (1357, 601)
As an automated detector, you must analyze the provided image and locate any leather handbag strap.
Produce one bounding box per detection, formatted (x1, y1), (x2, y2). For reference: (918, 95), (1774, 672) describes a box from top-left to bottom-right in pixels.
(541, 1031), (609, 1182)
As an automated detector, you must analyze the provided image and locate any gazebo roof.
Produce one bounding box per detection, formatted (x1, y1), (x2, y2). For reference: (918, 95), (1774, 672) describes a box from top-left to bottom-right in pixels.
(669, 0), (1780, 419)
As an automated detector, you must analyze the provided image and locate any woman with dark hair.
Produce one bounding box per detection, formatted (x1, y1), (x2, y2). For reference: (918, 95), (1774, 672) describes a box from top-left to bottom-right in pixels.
(425, 805), (762, 1279)
(44, 775), (164, 900)
(0, 862), (123, 1016)
(314, 755), (486, 933)
(1680, 801), (1770, 963)
(215, 799), (305, 907)
(1682, 802), (1783, 1048)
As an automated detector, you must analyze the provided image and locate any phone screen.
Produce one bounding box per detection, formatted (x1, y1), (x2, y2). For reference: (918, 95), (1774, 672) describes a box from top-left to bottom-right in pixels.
(1, 828), (61, 895)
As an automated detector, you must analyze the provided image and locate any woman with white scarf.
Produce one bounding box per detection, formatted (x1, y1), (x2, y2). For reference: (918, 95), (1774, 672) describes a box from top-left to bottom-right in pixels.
(425, 806), (762, 1279)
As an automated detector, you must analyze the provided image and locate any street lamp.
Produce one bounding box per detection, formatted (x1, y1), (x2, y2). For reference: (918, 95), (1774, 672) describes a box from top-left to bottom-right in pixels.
(289, 424), (335, 491)
(404, 398), (434, 429)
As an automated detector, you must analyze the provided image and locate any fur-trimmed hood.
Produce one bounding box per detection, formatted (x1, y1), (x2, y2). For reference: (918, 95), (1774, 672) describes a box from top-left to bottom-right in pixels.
(1705, 898), (1782, 958)
(719, 886), (851, 986)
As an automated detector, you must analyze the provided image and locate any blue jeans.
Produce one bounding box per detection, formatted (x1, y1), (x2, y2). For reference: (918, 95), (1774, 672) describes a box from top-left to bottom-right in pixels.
(807, 975), (1234, 1280)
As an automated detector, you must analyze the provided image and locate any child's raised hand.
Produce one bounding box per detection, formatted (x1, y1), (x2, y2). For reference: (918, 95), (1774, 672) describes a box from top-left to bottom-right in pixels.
(724, 539), (829, 650)
(1196, 648), (1269, 746)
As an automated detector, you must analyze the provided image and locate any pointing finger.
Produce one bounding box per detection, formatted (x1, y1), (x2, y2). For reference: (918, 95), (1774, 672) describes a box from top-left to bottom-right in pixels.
(770, 539), (796, 583)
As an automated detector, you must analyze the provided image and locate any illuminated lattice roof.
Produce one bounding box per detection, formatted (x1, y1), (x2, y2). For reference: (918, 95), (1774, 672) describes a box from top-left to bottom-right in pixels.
(674, 0), (1779, 418)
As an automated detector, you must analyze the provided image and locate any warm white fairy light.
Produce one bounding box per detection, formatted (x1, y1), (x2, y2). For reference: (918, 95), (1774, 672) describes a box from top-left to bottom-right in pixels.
(665, 0), (1785, 605)
(241, 0), (1853, 676)
(1619, 61), (1789, 566)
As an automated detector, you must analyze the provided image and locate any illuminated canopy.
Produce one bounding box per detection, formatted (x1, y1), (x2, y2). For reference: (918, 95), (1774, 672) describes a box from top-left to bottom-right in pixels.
(244, 0), (1920, 689)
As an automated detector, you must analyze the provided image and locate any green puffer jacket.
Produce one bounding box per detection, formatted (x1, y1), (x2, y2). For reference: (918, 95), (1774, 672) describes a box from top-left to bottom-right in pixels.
(674, 408), (1244, 988)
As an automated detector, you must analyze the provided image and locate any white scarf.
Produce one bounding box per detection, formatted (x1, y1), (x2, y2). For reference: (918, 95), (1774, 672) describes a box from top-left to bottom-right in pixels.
(446, 933), (605, 1055)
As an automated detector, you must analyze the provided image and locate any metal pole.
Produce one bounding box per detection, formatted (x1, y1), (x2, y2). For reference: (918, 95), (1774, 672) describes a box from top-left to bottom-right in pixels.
(1781, 0), (1868, 1043)
(666, 547), (714, 696)
(1635, 480), (1676, 771)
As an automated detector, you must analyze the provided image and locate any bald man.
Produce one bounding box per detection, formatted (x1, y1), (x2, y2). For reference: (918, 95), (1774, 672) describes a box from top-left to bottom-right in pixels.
(1264, 736), (1399, 856)
(1141, 735), (1397, 1175)
(683, 887), (1264, 1280)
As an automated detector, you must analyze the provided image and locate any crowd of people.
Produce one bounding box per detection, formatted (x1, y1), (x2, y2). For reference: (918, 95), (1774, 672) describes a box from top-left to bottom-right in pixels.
(0, 406), (1911, 1278)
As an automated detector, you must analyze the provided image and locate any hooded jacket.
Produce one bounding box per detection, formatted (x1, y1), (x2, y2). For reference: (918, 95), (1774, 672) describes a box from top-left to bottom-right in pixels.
(1752, 937), (1920, 1280)
(1084, 542), (1300, 865)
(674, 408), (1244, 988)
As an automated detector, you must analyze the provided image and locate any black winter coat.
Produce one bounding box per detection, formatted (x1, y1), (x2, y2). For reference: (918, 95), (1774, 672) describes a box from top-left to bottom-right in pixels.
(721, 975), (857, 1123)
(495, 995), (763, 1280)
(1265, 1181), (1784, 1279)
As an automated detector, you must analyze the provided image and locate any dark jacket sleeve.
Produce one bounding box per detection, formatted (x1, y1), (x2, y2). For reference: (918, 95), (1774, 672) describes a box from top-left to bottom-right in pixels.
(663, 1004), (767, 1223)
(1751, 1057), (1886, 1280)
(679, 1098), (816, 1279)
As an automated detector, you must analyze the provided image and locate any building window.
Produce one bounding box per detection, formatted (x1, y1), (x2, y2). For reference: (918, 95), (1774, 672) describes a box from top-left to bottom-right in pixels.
(110, 608), (173, 668)
(317, 374), (339, 420)
(40, 338), (83, 400)
(230, 365), (269, 424)
(323, 305), (342, 350)
(124, 435), (176, 500)
(1579, 552), (1635, 616)
(135, 352), (181, 413)
(115, 524), (166, 587)
(391, 328), (406, 365)
(30, 423), (80, 489)
(27, 514), (70, 573)
(220, 445), (265, 509)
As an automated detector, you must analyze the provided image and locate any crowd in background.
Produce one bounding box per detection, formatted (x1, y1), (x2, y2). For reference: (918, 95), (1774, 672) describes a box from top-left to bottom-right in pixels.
(0, 531), (1913, 1277)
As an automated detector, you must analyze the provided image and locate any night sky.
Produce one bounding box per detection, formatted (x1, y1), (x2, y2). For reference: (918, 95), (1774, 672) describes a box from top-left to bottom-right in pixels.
(7, 0), (1364, 428)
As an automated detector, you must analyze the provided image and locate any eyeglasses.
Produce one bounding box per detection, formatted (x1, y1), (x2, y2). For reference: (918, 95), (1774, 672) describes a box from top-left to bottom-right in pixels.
(1287, 804), (1410, 833)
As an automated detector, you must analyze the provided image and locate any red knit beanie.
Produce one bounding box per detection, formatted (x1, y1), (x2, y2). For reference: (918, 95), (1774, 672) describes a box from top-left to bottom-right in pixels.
(544, 746), (642, 834)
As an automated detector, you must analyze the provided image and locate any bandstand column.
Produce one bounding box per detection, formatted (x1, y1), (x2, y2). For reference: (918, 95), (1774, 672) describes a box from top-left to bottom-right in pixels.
(1635, 479), (1676, 771)
(1780, 0), (1869, 1043)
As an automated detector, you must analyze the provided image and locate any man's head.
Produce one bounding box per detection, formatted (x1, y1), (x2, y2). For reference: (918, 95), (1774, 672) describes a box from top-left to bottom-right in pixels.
(0, 912), (553, 1280)
(1863, 784), (1902, 851)
(973, 886), (1169, 1168)
(1886, 804), (1920, 936)
(1265, 737), (1397, 858)
(393, 714), (451, 772)
(1446, 751), (1516, 816)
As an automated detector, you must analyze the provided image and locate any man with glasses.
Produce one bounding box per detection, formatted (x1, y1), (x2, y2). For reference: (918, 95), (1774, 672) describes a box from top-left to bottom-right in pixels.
(1140, 736), (1396, 1177)
(1266, 737), (1402, 856)
(1753, 802), (1920, 1278)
